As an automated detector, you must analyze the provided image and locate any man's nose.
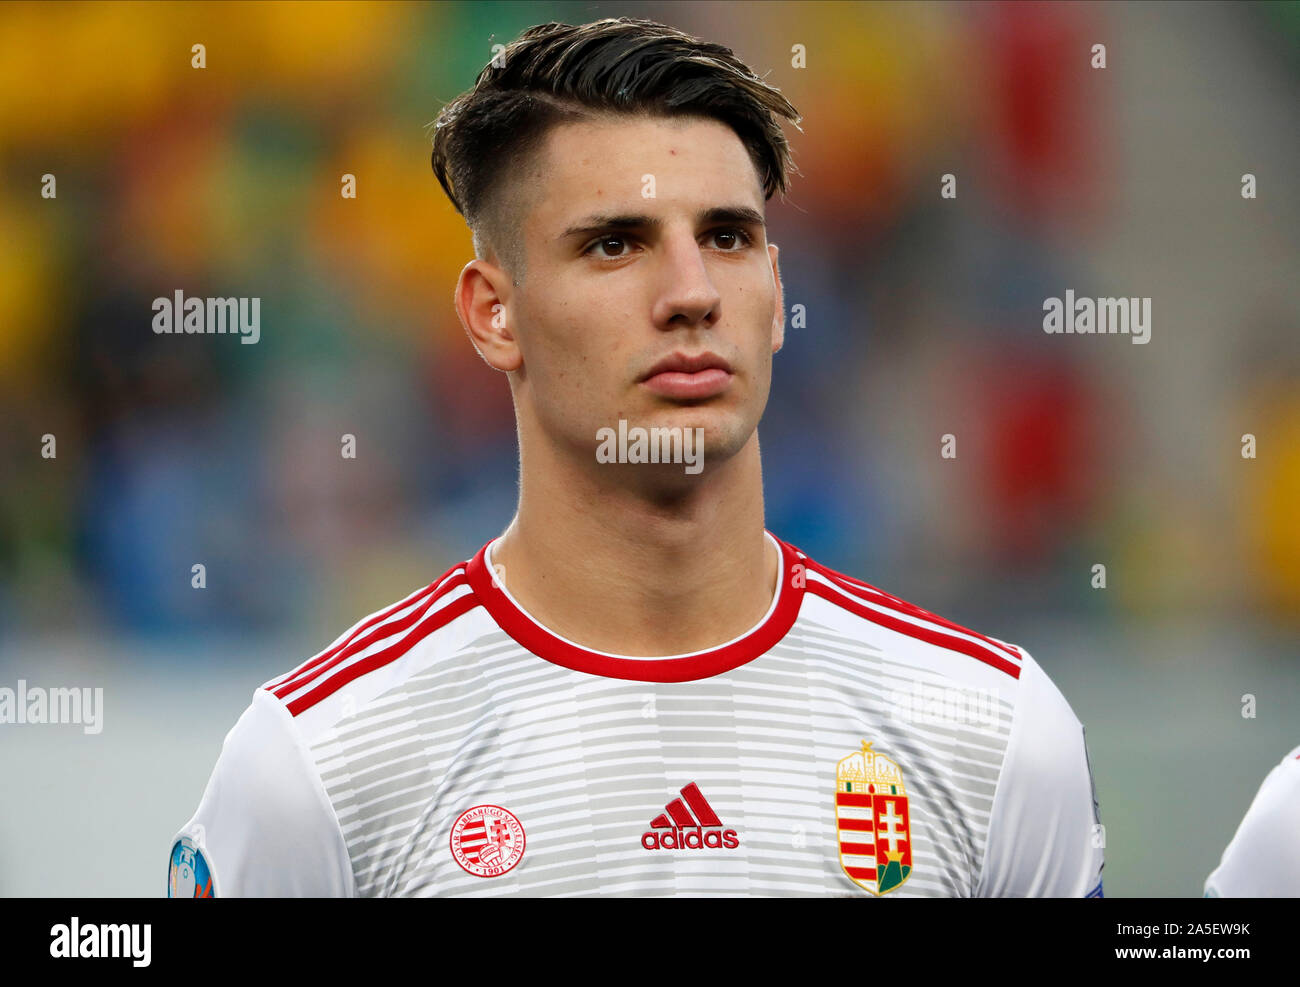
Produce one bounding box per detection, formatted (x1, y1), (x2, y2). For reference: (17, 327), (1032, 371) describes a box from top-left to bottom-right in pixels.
(651, 233), (722, 331)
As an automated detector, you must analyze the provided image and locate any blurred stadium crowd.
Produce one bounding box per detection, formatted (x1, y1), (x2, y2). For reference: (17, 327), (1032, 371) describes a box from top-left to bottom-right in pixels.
(0, 0), (1297, 639)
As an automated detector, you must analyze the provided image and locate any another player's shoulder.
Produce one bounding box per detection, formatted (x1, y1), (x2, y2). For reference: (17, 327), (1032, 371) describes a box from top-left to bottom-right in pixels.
(1246, 743), (1300, 818)
(257, 555), (486, 736)
(1247, 744), (1300, 809)
(783, 536), (1025, 683)
(1204, 744), (1300, 897)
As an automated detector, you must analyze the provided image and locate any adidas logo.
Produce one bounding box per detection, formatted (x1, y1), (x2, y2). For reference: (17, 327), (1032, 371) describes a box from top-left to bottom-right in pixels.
(640, 782), (739, 850)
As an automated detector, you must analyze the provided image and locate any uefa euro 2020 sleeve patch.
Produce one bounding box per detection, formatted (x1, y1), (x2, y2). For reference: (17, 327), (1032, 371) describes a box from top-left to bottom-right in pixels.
(168, 835), (215, 898)
(836, 741), (913, 895)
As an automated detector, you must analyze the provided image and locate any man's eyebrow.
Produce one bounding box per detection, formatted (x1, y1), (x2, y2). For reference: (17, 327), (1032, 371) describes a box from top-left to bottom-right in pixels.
(560, 205), (766, 241)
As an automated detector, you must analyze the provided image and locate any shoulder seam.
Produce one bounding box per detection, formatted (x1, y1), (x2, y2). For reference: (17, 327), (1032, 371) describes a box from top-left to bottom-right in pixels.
(973, 645), (1039, 895)
(253, 688), (357, 897)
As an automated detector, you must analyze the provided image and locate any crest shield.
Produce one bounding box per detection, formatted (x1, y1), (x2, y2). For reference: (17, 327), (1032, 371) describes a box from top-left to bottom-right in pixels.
(836, 741), (913, 895)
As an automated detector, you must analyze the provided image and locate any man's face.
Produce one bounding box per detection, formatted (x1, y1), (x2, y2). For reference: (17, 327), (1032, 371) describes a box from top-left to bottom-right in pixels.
(502, 113), (784, 478)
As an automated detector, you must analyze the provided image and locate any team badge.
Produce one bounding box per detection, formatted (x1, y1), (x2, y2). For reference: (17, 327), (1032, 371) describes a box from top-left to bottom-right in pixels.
(168, 835), (215, 898)
(450, 804), (526, 877)
(835, 741), (913, 895)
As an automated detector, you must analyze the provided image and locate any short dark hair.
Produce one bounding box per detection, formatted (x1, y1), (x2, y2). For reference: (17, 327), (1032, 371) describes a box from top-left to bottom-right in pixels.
(429, 16), (802, 283)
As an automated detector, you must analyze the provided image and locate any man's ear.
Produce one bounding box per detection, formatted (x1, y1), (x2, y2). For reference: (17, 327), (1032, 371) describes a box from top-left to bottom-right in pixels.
(769, 242), (785, 354)
(455, 259), (521, 372)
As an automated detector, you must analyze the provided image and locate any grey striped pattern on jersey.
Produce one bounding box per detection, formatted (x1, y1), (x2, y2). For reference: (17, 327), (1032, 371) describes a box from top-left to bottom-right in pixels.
(303, 594), (1017, 897)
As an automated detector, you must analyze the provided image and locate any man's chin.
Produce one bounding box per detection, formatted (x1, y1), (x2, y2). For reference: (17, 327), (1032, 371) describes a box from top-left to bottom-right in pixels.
(590, 408), (753, 479)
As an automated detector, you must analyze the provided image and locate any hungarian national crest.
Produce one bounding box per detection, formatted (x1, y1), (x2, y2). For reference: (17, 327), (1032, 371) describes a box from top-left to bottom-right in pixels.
(836, 741), (913, 895)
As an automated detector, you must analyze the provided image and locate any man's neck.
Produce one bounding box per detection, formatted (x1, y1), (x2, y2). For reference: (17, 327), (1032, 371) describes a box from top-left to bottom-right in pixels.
(490, 431), (779, 657)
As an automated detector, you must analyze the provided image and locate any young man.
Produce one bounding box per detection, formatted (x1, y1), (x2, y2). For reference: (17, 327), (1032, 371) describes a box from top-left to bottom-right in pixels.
(168, 17), (1104, 897)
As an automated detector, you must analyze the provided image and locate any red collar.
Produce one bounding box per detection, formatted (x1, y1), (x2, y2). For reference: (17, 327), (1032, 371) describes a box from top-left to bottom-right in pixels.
(463, 531), (805, 682)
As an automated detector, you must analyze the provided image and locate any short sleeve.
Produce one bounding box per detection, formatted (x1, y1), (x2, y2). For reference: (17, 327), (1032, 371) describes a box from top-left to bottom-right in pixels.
(976, 647), (1104, 897)
(166, 688), (355, 897)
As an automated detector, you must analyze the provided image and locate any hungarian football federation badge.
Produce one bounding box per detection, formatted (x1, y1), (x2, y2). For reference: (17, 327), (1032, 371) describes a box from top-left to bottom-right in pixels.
(836, 741), (913, 895)
(450, 804), (526, 877)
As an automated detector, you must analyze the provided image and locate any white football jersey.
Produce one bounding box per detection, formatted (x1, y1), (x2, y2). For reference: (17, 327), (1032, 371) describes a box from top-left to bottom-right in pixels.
(1204, 744), (1300, 897)
(167, 530), (1104, 897)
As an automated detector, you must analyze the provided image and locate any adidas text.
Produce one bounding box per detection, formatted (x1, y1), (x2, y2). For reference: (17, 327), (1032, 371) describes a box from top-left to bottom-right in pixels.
(641, 827), (740, 850)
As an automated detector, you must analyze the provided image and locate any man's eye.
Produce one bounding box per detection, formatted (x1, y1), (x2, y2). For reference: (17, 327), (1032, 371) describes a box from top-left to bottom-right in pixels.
(585, 235), (635, 259)
(710, 227), (753, 250)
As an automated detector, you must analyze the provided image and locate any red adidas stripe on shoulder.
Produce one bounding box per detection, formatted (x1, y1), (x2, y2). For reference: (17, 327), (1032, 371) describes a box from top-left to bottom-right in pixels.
(805, 556), (1022, 661)
(798, 554), (1021, 679)
(265, 563), (464, 694)
(283, 590), (478, 717)
(270, 562), (476, 715)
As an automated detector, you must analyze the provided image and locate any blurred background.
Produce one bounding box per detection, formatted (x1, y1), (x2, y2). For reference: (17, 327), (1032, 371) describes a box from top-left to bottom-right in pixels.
(0, 0), (1297, 896)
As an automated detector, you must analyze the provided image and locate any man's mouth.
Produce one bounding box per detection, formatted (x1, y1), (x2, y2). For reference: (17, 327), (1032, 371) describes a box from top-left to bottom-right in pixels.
(640, 352), (734, 400)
